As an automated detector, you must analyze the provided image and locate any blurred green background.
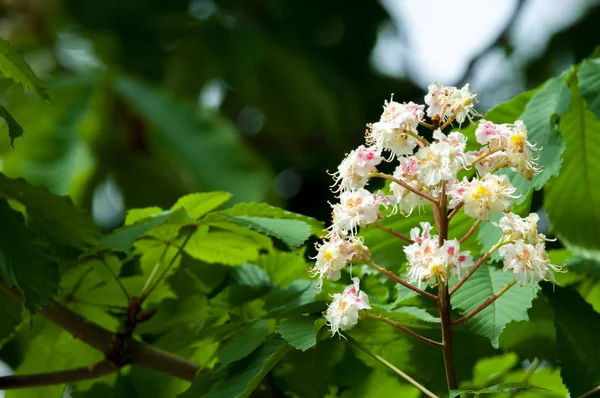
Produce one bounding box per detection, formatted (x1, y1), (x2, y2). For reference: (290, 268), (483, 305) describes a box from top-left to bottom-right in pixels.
(0, 0), (599, 230)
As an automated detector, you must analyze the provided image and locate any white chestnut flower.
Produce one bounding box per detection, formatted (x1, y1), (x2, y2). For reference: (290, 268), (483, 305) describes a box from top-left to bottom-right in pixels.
(331, 189), (389, 235)
(457, 174), (518, 220)
(311, 234), (371, 291)
(389, 157), (432, 214)
(415, 130), (468, 186)
(325, 277), (371, 337)
(497, 212), (546, 245)
(331, 145), (383, 192)
(425, 82), (478, 124)
(367, 121), (419, 158)
(499, 240), (561, 285)
(404, 223), (473, 286)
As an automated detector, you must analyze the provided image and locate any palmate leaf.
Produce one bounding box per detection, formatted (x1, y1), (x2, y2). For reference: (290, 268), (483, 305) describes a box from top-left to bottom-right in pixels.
(277, 315), (318, 351)
(0, 174), (101, 250)
(0, 37), (49, 101)
(579, 57), (600, 118)
(0, 288), (24, 349)
(450, 382), (558, 398)
(451, 265), (536, 348)
(545, 81), (600, 258)
(184, 229), (262, 266)
(0, 200), (59, 312)
(0, 104), (24, 147)
(543, 284), (600, 396)
(221, 201), (324, 237)
(179, 336), (290, 398)
(226, 215), (311, 250)
(171, 191), (232, 219)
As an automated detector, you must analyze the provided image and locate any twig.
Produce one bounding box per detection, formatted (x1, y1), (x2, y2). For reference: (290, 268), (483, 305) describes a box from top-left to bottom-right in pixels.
(508, 358), (540, 398)
(0, 360), (117, 389)
(458, 220), (481, 244)
(141, 228), (195, 302)
(366, 260), (437, 301)
(348, 337), (440, 398)
(370, 172), (438, 204)
(373, 223), (414, 244)
(67, 298), (128, 311)
(453, 280), (516, 325)
(578, 385), (600, 398)
(101, 256), (130, 302)
(447, 202), (464, 221)
(419, 120), (434, 129)
(404, 130), (430, 147)
(440, 113), (457, 130)
(362, 313), (442, 348)
(0, 281), (200, 383)
(450, 240), (510, 296)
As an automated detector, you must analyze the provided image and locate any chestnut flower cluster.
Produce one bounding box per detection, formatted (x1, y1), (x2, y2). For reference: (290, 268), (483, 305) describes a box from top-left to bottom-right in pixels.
(312, 82), (561, 337)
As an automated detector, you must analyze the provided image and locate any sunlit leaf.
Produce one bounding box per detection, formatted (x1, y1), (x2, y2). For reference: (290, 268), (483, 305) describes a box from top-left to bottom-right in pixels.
(452, 265), (536, 348)
(0, 37), (49, 100)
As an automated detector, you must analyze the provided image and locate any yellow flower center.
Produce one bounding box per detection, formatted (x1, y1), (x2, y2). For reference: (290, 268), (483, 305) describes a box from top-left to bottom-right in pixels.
(471, 185), (488, 200)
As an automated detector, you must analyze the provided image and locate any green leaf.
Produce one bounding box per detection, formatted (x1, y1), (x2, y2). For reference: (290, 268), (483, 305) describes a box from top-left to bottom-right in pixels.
(579, 57), (600, 118)
(265, 279), (323, 318)
(0, 104), (24, 147)
(0, 200), (59, 312)
(221, 202), (324, 237)
(450, 382), (557, 398)
(231, 263), (274, 291)
(545, 81), (600, 258)
(171, 192), (232, 219)
(219, 320), (268, 368)
(0, 174), (101, 250)
(180, 337), (290, 398)
(184, 229), (261, 266)
(227, 215), (310, 250)
(518, 76), (571, 191)
(277, 316), (317, 351)
(112, 75), (271, 203)
(339, 370), (420, 398)
(125, 206), (164, 225)
(461, 353), (518, 389)
(370, 306), (440, 329)
(452, 265), (536, 348)
(0, 37), (49, 100)
(7, 319), (103, 398)
(254, 251), (311, 288)
(543, 284), (600, 395)
(0, 288), (24, 349)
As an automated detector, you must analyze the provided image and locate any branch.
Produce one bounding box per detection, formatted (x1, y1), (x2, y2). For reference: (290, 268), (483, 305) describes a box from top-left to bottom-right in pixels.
(0, 282), (201, 384)
(447, 202), (463, 221)
(373, 223), (414, 244)
(458, 220), (481, 244)
(456, 0), (528, 87)
(578, 385), (600, 398)
(369, 172), (438, 204)
(363, 313), (442, 348)
(449, 240), (509, 296)
(453, 280), (516, 325)
(0, 361), (117, 389)
(366, 260), (437, 301)
(347, 337), (440, 398)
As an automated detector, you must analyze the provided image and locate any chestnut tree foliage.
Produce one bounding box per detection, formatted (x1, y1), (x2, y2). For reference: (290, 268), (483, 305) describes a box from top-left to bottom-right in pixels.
(1, 27), (600, 398)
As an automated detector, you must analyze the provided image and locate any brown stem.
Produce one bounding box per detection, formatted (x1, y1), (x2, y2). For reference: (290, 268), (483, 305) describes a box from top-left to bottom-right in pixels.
(0, 361), (117, 389)
(366, 260), (437, 301)
(440, 113), (457, 130)
(578, 385), (600, 398)
(438, 281), (458, 391)
(418, 120), (434, 129)
(369, 172), (438, 204)
(453, 280), (516, 325)
(458, 220), (481, 244)
(373, 223), (414, 244)
(1, 282), (200, 385)
(450, 240), (509, 296)
(447, 202), (464, 221)
(434, 184), (458, 391)
(363, 313), (442, 348)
